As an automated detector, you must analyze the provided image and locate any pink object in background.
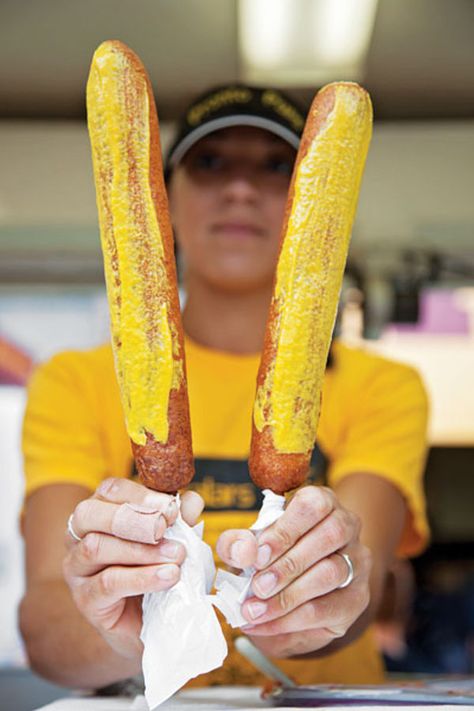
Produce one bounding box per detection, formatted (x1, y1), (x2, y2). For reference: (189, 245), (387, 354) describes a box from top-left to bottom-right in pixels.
(0, 336), (33, 385)
(386, 288), (470, 335)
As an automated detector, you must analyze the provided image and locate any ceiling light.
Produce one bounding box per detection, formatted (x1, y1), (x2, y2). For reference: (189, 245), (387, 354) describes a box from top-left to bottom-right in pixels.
(238, 0), (378, 85)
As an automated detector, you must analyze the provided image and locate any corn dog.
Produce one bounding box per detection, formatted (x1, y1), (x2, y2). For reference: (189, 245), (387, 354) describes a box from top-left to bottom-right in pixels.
(250, 83), (373, 494)
(87, 40), (194, 493)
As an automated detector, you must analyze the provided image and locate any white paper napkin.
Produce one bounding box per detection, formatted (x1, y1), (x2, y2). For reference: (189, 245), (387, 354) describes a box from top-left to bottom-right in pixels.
(140, 489), (285, 708)
(140, 506), (227, 709)
(212, 489), (285, 628)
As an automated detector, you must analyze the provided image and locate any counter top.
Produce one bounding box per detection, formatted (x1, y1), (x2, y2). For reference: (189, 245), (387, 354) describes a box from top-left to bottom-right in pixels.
(34, 685), (474, 711)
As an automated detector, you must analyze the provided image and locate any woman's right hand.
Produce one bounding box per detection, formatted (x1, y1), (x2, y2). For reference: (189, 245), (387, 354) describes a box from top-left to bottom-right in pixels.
(63, 478), (204, 662)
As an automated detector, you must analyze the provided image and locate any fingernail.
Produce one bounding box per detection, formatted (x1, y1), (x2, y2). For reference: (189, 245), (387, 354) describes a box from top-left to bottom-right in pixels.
(256, 544), (271, 568)
(247, 601), (267, 620)
(230, 540), (246, 566)
(153, 515), (165, 541)
(155, 564), (177, 580)
(159, 540), (180, 560)
(255, 571), (277, 596)
(97, 479), (116, 497)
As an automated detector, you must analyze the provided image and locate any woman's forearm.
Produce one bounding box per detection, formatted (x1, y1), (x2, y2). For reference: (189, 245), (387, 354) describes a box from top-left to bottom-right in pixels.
(19, 579), (141, 688)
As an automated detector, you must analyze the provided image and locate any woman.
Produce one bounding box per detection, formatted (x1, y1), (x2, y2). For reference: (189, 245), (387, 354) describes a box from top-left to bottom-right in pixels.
(20, 85), (429, 689)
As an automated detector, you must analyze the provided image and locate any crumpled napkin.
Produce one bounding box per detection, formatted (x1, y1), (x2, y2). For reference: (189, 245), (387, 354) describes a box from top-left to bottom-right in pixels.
(140, 489), (285, 709)
(212, 489), (285, 628)
(140, 502), (227, 710)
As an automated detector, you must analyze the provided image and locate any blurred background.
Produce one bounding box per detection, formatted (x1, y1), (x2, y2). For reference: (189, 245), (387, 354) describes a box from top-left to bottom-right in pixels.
(1, 0), (473, 707)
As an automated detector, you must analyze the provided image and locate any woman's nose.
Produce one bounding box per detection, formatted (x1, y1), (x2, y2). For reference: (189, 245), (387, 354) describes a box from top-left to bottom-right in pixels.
(220, 167), (260, 202)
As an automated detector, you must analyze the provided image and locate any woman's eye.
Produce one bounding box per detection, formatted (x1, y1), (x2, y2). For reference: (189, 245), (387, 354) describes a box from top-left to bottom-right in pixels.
(191, 153), (224, 171)
(265, 157), (293, 176)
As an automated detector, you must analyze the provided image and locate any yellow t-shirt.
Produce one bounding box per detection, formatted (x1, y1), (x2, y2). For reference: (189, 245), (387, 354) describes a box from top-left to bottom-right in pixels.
(22, 337), (429, 685)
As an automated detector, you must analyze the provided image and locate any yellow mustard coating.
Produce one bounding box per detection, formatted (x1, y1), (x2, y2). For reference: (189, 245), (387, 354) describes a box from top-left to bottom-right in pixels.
(254, 84), (372, 453)
(87, 42), (181, 446)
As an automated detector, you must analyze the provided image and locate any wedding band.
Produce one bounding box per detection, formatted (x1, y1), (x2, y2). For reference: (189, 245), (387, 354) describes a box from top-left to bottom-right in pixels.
(67, 513), (82, 543)
(337, 552), (354, 589)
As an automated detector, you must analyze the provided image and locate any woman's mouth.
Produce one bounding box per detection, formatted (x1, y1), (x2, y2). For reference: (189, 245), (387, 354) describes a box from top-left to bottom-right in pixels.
(211, 222), (264, 239)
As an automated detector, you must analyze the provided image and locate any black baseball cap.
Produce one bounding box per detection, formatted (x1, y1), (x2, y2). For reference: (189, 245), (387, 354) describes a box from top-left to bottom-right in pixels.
(165, 84), (306, 174)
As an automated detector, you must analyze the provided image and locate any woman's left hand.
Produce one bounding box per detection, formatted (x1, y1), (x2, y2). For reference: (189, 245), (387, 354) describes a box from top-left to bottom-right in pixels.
(216, 485), (372, 657)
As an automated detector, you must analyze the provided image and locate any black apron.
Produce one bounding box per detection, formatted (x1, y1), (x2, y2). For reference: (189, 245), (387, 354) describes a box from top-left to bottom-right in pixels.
(129, 442), (329, 510)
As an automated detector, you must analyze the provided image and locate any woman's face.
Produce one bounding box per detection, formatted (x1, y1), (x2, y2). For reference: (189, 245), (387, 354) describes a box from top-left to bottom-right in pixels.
(168, 126), (296, 293)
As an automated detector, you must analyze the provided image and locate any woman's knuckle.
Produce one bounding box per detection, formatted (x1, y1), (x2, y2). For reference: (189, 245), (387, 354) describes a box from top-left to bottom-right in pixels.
(278, 586), (294, 613)
(294, 486), (321, 514)
(274, 524), (293, 550)
(326, 519), (345, 549)
(296, 486), (331, 521)
(320, 486), (336, 508)
(278, 554), (301, 579)
(308, 599), (321, 625)
(81, 532), (101, 562)
(97, 568), (116, 598)
(329, 624), (347, 639)
(347, 584), (369, 619)
(361, 544), (372, 571)
(322, 559), (340, 589)
(294, 485), (313, 503)
(281, 635), (310, 656)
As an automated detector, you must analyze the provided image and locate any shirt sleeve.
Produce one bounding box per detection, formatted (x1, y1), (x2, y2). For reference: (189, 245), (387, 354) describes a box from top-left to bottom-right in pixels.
(22, 351), (107, 497)
(328, 361), (430, 558)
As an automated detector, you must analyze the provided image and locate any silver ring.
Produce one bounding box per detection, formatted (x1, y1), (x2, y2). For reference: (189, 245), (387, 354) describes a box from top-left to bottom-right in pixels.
(337, 552), (354, 589)
(67, 513), (82, 542)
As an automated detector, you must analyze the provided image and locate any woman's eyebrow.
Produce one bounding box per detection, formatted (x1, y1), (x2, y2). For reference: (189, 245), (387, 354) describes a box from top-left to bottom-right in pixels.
(193, 132), (295, 153)
(200, 133), (226, 144)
